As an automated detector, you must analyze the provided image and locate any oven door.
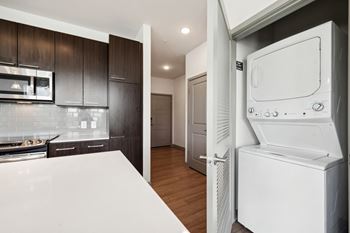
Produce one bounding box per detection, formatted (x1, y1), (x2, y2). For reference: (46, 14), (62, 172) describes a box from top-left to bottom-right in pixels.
(0, 66), (36, 100)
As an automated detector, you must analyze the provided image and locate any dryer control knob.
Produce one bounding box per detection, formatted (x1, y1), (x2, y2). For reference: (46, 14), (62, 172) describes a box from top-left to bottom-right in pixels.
(248, 107), (254, 114)
(312, 103), (324, 112)
(272, 111), (279, 117)
(264, 112), (271, 117)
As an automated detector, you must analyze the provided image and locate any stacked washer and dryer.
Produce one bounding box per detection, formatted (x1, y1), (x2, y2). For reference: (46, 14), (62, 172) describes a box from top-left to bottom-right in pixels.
(238, 22), (348, 233)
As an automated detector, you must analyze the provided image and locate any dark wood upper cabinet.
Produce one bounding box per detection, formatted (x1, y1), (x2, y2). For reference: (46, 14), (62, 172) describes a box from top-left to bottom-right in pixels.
(18, 24), (55, 71)
(83, 39), (108, 107)
(109, 35), (142, 84)
(0, 19), (17, 66)
(55, 32), (84, 106)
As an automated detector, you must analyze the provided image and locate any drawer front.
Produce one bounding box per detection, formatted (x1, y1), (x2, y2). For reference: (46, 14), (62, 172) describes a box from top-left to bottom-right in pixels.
(49, 142), (81, 158)
(81, 140), (109, 154)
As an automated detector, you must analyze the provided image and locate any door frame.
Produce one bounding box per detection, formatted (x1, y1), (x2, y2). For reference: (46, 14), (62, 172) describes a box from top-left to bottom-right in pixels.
(151, 93), (173, 147)
(187, 74), (207, 174)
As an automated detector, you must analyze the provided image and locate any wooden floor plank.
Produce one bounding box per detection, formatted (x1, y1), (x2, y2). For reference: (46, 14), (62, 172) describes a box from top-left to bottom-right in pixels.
(151, 147), (206, 233)
(151, 146), (252, 233)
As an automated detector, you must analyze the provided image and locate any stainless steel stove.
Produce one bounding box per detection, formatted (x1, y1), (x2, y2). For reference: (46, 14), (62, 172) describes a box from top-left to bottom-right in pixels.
(0, 136), (58, 163)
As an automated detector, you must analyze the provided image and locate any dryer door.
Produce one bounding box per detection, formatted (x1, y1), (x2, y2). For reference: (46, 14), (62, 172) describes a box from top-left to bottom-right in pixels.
(250, 37), (321, 102)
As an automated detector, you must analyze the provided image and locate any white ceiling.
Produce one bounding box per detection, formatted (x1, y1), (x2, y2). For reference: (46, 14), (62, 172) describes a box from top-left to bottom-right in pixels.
(0, 0), (207, 79)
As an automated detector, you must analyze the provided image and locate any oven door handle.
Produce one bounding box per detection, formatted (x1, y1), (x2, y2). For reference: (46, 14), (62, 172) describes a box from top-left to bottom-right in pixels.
(0, 152), (47, 163)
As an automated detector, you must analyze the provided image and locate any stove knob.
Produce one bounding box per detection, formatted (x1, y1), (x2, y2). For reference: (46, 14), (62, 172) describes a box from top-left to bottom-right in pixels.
(312, 103), (324, 112)
(26, 140), (33, 145)
(36, 139), (43, 145)
(264, 112), (271, 117)
(272, 111), (279, 117)
(248, 107), (255, 114)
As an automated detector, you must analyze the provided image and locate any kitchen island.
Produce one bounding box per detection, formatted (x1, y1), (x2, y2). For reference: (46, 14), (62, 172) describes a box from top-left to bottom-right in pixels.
(0, 151), (188, 233)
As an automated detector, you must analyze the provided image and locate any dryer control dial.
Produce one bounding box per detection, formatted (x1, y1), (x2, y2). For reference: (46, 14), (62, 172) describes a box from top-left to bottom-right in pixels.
(312, 103), (324, 112)
(248, 107), (255, 114)
(272, 111), (279, 117)
(264, 112), (271, 117)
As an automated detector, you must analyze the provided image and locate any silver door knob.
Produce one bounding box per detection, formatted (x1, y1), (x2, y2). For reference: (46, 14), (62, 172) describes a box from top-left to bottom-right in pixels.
(312, 103), (324, 112)
(200, 154), (228, 165)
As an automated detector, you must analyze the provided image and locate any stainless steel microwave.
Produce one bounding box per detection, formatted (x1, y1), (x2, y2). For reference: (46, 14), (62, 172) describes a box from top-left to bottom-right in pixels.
(0, 65), (53, 102)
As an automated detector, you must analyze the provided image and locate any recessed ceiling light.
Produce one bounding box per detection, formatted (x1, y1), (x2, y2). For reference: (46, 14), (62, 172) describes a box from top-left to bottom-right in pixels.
(163, 65), (170, 70)
(181, 27), (191, 35)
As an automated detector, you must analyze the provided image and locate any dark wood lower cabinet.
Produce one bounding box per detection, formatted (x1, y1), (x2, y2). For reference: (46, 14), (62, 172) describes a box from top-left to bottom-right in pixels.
(81, 140), (109, 154)
(49, 139), (109, 158)
(109, 136), (142, 174)
(48, 142), (81, 158)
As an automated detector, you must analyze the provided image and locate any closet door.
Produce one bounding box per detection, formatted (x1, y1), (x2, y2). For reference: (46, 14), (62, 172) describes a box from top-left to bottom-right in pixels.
(204, 0), (234, 233)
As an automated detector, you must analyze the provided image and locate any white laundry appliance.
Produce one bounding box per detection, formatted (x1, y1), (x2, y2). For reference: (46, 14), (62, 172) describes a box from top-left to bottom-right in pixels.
(237, 22), (348, 233)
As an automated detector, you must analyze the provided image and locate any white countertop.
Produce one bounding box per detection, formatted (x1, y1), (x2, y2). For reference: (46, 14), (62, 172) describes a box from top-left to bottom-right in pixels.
(50, 133), (109, 143)
(0, 151), (188, 233)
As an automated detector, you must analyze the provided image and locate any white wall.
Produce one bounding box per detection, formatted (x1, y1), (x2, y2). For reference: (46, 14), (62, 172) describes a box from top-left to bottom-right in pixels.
(151, 77), (174, 95)
(0, 5), (109, 42)
(173, 76), (186, 147)
(185, 42), (208, 162)
(186, 42), (207, 79)
(138, 25), (152, 182)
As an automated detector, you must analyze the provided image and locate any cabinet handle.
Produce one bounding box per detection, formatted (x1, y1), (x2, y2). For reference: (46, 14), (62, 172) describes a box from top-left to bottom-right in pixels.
(110, 136), (125, 139)
(0, 61), (15, 66)
(85, 101), (100, 106)
(65, 100), (82, 105)
(56, 147), (76, 151)
(110, 76), (126, 80)
(19, 64), (40, 69)
(87, 144), (104, 148)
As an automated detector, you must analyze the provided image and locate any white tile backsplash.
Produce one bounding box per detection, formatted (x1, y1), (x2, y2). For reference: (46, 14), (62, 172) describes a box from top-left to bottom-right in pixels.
(0, 103), (108, 138)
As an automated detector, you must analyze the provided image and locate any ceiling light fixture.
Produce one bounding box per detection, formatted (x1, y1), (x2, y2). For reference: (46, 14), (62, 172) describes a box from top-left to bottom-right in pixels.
(181, 27), (191, 35)
(163, 65), (170, 70)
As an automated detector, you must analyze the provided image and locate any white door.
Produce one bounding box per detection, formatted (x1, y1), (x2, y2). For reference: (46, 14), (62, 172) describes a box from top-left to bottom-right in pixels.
(188, 75), (207, 174)
(206, 0), (233, 232)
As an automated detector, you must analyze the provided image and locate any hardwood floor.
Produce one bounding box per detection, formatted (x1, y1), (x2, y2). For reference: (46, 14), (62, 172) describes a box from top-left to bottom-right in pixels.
(151, 146), (206, 233)
(151, 146), (253, 233)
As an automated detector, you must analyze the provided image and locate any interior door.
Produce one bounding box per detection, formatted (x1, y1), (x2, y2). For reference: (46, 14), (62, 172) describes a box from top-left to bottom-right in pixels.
(151, 94), (172, 147)
(188, 75), (207, 175)
(206, 0), (233, 232)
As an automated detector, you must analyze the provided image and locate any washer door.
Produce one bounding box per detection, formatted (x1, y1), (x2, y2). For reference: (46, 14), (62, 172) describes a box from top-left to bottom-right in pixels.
(250, 37), (321, 102)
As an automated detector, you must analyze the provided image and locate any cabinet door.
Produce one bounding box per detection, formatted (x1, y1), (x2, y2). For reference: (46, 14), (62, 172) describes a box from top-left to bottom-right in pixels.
(18, 24), (55, 71)
(0, 19), (17, 66)
(83, 39), (108, 107)
(109, 35), (142, 84)
(109, 81), (142, 173)
(109, 81), (141, 138)
(48, 142), (81, 158)
(55, 32), (83, 106)
(81, 139), (109, 154)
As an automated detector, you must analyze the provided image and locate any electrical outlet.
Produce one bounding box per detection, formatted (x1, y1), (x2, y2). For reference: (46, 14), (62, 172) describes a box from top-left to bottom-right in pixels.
(81, 121), (87, 129)
(91, 121), (97, 129)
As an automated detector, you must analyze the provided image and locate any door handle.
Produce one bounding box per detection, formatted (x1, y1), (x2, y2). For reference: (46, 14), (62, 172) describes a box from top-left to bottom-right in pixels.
(56, 147), (75, 151)
(0, 61), (15, 66)
(200, 153), (228, 165)
(19, 64), (40, 69)
(87, 144), (104, 148)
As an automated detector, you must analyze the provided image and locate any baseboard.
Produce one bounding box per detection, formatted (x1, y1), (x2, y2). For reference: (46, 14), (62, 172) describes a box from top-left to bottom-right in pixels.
(171, 144), (185, 151)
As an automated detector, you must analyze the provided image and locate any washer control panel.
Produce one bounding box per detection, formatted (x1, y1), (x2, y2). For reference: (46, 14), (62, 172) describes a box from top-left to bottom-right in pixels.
(247, 99), (330, 120)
